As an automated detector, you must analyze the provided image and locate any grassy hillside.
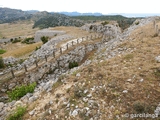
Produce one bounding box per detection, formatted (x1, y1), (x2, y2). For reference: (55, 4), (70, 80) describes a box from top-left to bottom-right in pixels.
(1, 42), (42, 58)
(0, 20), (39, 39)
(22, 20), (160, 120)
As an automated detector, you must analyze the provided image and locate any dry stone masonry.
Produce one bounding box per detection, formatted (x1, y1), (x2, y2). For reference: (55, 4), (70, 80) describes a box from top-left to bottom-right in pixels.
(81, 23), (122, 42)
(34, 29), (66, 42)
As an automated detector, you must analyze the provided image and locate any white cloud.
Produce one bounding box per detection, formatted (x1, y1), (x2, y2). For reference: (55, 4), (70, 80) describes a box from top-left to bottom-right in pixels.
(1, 0), (160, 14)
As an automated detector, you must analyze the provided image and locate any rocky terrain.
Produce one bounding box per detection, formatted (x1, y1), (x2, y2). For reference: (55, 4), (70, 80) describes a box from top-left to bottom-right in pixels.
(34, 29), (66, 42)
(0, 16), (160, 120)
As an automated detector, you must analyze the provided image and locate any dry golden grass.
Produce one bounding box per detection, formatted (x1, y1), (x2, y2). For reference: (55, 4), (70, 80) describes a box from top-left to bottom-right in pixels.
(1, 42), (42, 58)
(8, 20), (160, 120)
(50, 21), (160, 119)
(56, 38), (75, 48)
(0, 24), (94, 58)
(130, 21), (159, 39)
(56, 34), (98, 48)
(0, 20), (39, 39)
(2, 20), (160, 120)
(49, 26), (91, 37)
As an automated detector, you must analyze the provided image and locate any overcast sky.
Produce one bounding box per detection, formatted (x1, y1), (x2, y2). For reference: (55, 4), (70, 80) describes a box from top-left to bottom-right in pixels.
(0, 0), (160, 14)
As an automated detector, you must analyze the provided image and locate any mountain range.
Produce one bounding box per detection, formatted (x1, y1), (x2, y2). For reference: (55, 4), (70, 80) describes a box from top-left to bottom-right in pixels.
(25, 10), (160, 17)
(109, 13), (160, 17)
(0, 7), (138, 30)
(0, 7), (32, 23)
(56, 12), (103, 16)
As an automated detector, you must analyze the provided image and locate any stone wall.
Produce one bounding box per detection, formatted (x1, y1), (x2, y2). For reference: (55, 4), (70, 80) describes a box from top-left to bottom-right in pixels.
(0, 40), (102, 96)
(34, 29), (66, 42)
(81, 23), (121, 42)
(0, 33), (102, 91)
(1, 34), (74, 75)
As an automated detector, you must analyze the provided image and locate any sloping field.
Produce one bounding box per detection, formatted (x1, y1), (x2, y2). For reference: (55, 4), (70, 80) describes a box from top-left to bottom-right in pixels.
(0, 20), (39, 39)
(23, 20), (160, 120)
(1, 25), (92, 58)
(0, 42), (42, 58)
(49, 26), (91, 37)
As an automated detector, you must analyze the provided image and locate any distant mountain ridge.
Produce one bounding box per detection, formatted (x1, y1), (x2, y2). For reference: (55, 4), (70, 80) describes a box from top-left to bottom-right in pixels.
(109, 13), (160, 17)
(0, 7), (139, 30)
(0, 7), (32, 23)
(25, 10), (39, 14)
(57, 12), (103, 16)
(0, 8), (104, 25)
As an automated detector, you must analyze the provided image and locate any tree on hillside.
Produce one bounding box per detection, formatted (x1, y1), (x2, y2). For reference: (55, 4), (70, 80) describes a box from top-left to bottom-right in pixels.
(0, 57), (5, 68)
(41, 36), (49, 44)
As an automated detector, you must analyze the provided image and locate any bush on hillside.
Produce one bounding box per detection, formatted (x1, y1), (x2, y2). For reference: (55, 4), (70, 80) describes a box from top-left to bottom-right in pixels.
(41, 36), (49, 44)
(11, 38), (21, 43)
(89, 25), (93, 30)
(135, 21), (139, 25)
(132, 101), (151, 113)
(7, 82), (36, 101)
(101, 21), (109, 26)
(7, 106), (26, 120)
(22, 37), (35, 44)
(0, 57), (5, 68)
(35, 46), (41, 51)
(69, 61), (78, 69)
(0, 49), (6, 54)
(117, 19), (136, 30)
(153, 33), (158, 37)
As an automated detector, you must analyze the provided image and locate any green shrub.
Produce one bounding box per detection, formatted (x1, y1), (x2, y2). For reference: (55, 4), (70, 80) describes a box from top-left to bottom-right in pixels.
(135, 21), (139, 25)
(89, 25), (93, 30)
(69, 61), (78, 69)
(7, 82), (36, 101)
(41, 36), (48, 44)
(12, 38), (21, 43)
(133, 101), (145, 113)
(0, 49), (6, 54)
(117, 19), (136, 30)
(18, 59), (25, 64)
(35, 46), (41, 51)
(6, 63), (13, 67)
(101, 21), (109, 26)
(153, 33), (158, 37)
(7, 106), (26, 120)
(10, 38), (13, 42)
(22, 37), (35, 44)
(0, 57), (5, 68)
